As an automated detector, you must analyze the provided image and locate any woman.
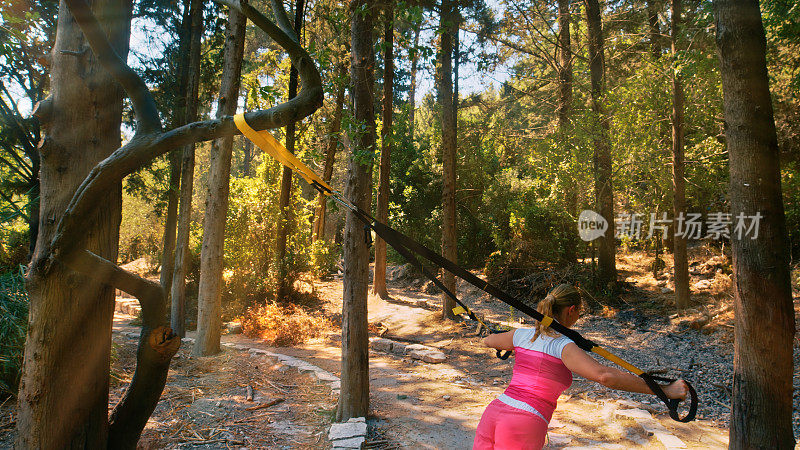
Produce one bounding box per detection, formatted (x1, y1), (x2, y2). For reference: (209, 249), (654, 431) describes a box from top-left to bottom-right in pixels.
(474, 284), (688, 449)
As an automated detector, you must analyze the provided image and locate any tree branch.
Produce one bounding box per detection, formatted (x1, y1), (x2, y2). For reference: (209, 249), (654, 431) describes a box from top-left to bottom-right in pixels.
(48, 0), (323, 264)
(63, 0), (161, 133)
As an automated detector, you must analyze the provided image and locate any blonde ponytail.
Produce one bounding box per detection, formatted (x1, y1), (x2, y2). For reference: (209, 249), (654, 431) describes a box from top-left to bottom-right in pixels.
(532, 284), (582, 341)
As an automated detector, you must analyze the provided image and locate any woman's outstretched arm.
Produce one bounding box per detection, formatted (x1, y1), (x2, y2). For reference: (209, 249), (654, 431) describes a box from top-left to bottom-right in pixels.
(561, 343), (688, 399)
(482, 330), (515, 351)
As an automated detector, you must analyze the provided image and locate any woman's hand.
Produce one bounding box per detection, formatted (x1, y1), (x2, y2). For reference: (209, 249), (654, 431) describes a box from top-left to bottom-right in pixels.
(664, 379), (689, 400)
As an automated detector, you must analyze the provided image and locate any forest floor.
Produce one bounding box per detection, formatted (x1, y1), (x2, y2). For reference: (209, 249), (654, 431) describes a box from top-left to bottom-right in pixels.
(1, 248), (798, 449)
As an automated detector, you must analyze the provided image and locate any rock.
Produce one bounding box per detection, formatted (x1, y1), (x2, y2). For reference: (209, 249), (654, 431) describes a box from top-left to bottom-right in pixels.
(390, 342), (407, 355)
(404, 343), (435, 353)
(442, 395), (451, 401)
(409, 349), (447, 363)
(329, 421), (368, 441)
(347, 417), (366, 423)
(224, 321), (243, 334)
(332, 436), (365, 449)
(661, 287), (674, 294)
(370, 338), (393, 353)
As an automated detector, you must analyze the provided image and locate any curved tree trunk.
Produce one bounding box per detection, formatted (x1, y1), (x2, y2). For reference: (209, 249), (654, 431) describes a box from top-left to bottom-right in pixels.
(670, 0), (689, 308)
(373, 3), (393, 299)
(438, 0), (457, 320)
(584, 0), (616, 289)
(170, 0), (203, 337)
(714, 1), (796, 447)
(337, 0), (375, 422)
(16, 0), (130, 445)
(194, 7), (246, 357)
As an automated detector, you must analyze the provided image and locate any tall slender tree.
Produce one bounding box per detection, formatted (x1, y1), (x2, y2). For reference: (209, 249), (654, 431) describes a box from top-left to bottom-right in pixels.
(438, 0), (458, 320)
(170, 0), (203, 337)
(275, 0), (305, 300)
(714, 1), (796, 447)
(558, 0), (576, 264)
(159, 0), (191, 295)
(312, 63), (347, 242)
(670, 0), (689, 308)
(407, 19), (421, 142)
(584, 0), (616, 289)
(194, 7), (247, 357)
(338, 0), (375, 422)
(373, 2), (394, 299)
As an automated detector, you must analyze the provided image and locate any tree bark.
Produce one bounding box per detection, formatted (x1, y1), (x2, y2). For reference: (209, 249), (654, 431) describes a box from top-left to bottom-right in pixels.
(647, 0), (661, 59)
(408, 21), (420, 142)
(558, 0), (576, 265)
(372, 4), (393, 299)
(16, 0), (130, 445)
(159, 0), (191, 294)
(275, 0), (305, 301)
(194, 7), (246, 357)
(337, 0), (375, 422)
(312, 62), (346, 242)
(584, 0), (616, 289)
(438, 0), (457, 320)
(714, 1), (796, 447)
(170, 0), (203, 338)
(670, 0), (689, 308)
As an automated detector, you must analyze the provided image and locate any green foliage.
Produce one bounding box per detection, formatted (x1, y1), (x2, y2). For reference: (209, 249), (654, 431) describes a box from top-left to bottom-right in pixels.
(0, 267), (28, 398)
(310, 239), (340, 280)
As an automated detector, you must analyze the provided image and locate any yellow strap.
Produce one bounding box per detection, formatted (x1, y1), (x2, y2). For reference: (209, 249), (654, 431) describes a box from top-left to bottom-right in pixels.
(540, 316), (553, 328)
(233, 114), (334, 193)
(591, 346), (644, 376)
(452, 306), (467, 315)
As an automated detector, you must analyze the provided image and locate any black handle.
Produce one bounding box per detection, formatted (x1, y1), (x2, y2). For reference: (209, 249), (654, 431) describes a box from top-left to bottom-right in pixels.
(641, 374), (698, 423)
(496, 350), (512, 360)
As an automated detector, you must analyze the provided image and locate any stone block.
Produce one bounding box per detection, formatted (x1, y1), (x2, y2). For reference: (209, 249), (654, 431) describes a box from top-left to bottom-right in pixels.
(328, 421), (367, 441)
(370, 338), (394, 353)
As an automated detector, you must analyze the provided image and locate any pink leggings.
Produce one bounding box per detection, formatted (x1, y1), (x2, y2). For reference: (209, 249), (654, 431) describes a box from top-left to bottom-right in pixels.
(473, 399), (548, 450)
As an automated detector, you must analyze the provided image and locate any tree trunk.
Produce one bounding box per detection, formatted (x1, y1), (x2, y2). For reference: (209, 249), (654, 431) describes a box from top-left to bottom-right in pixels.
(194, 7), (246, 357)
(647, 0), (661, 59)
(313, 62), (346, 242)
(337, 0), (375, 422)
(558, 0), (576, 265)
(159, 0), (191, 294)
(160, 151), (180, 292)
(714, 1), (796, 447)
(670, 0), (689, 308)
(372, 4), (393, 299)
(275, 0), (305, 301)
(408, 21), (420, 142)
(438, 0), (457, 320)
(584, 0), (616, 289)
(170, 0), (203, 338)
(16, 0), (130, 445)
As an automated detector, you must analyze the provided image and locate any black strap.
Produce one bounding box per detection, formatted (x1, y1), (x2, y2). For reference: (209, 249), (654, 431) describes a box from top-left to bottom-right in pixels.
(315, 183), (697, 423)
(641, 373), (698, 423)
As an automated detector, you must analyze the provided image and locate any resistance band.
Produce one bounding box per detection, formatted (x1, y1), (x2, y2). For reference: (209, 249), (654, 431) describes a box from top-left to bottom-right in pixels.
(234, 114), (698, 423)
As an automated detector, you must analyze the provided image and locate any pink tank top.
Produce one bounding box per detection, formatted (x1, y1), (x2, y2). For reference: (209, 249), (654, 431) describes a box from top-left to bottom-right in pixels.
(499, 328), (574, 422)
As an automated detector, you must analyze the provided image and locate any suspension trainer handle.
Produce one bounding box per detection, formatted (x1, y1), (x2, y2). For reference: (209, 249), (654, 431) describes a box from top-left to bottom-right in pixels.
(641, 373), (698, 423)
(496, 350), (512, 360)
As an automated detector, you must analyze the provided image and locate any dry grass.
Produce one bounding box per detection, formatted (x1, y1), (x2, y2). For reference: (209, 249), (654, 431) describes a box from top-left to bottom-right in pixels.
(240, 302), (333, 347)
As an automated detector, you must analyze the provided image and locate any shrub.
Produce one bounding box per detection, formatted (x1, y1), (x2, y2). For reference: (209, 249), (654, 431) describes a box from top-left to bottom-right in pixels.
(240, 301), (330, 346)
(0, 267), (28, 398)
